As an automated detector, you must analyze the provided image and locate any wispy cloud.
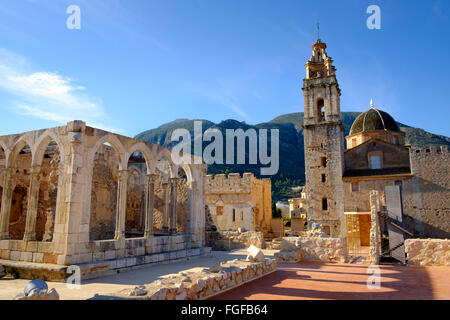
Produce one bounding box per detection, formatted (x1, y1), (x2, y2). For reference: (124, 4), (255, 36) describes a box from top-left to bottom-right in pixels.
(0, 48), (119, 132)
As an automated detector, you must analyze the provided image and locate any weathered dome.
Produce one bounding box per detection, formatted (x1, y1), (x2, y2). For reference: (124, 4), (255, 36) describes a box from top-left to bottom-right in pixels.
(349, 108), (399, 136)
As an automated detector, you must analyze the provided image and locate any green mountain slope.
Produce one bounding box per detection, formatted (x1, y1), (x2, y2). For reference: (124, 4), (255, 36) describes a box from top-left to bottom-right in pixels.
(135, 112), (450, 201)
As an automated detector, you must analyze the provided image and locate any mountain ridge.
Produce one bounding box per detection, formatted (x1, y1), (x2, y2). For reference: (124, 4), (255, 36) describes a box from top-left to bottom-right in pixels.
(135, 112), (450, 201)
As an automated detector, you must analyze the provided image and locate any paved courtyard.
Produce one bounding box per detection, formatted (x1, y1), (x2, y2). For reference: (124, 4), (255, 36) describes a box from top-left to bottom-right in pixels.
(211, 261), (450, 300)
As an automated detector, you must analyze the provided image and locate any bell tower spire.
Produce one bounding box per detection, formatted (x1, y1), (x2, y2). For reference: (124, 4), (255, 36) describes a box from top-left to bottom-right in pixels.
(301, 39), (346, 237)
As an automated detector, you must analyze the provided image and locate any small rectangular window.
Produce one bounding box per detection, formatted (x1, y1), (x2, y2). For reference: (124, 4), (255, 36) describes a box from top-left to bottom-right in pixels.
(370, 155), (381, 169)
(351, 182), (359, 191)
(232, 209), (236, 222)
(395, 180), (402, 186)
(321, 157), (327, 168)
(322, 198), (328, 211)
(322, 174), (326, 182)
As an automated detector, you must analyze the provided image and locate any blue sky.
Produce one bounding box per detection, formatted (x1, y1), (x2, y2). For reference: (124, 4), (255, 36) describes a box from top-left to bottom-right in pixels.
(0, 0), (449, 137)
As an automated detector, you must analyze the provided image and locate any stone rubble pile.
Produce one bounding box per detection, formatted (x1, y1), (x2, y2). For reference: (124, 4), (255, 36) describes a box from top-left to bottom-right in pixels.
(305, 228), (329, 238)
(222, 230), (266, 249)
(274, 239), (302, 262)
(274, 237), (349, 263)
(246, 245), (265, 262)
(206, 230), (266, 250)
(405, 239), (450, 266)
(266, 239), (282, 250)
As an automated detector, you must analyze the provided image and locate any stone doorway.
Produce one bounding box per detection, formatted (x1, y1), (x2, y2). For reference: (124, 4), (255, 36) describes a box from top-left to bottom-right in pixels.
(346, 213), (371, 255)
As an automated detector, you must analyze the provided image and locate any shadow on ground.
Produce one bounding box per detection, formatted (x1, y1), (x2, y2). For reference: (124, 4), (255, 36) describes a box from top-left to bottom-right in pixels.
(210, 261), (449, 300)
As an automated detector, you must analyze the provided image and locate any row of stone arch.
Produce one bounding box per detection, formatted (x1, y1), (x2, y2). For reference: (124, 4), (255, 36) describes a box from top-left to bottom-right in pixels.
(0, 128), (200, 243)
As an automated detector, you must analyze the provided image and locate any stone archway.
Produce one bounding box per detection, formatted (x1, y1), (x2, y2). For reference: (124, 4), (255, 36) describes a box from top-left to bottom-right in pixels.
(9, 144), (32, 240)
(125, 151), (147, 238)
(89, 142), (120, 241)
(35, 141), (61, 242)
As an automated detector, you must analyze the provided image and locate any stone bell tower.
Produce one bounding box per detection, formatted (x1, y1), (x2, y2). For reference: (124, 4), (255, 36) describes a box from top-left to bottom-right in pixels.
(302, 39), (346, 237)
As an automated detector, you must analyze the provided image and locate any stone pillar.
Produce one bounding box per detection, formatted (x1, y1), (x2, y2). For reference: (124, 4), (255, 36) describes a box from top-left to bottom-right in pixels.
(144, 174), (156, 238)
(369, 190), (380, 265)
(0, 168), (16, 240)
(185, 181), (194, 248)
(114, 170), (128, 240)
(23, 165), (42, 242)
(169, 178), (180, 235)
(162, 182), (170, 233)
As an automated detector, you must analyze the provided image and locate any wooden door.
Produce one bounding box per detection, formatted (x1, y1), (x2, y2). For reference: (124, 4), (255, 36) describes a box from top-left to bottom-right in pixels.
(359, 215), (371, 247)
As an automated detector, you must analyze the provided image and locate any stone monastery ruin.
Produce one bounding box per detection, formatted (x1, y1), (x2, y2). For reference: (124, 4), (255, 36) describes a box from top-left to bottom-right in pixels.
(0, 121), (207, 280)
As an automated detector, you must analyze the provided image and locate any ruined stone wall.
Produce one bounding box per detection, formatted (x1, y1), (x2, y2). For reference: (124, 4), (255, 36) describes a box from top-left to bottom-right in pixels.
(250, 176), (271, 234)
(151, 170), (188, 233)
(109, 258), (277, 300)
(125, 168), (145, 234)
(89, 145), (119, 241)
(205, 173), (271, 234)
(405, 238), (449, 266)
(0, 121), (207, 276)
(281, 236), (348, 263)
(89, 145), (189, 239)
(36, 150), (60, 242)
(343, 179), (398, 213)
(402, 146), (450, 238)
(205, 230), (266, 250)
(0, 151), (60, 241)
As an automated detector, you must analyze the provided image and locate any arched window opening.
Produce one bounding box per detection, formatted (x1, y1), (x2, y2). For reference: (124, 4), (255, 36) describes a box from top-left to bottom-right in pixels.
(36, 141), (61, 242)
(125, 151), (147, 238)
(10, 144), (32, 240)
(153, 157), (170, 234)
(174, 167), (189, 234)
(89, 142), (119, 241)
(317, 98), (325, 121)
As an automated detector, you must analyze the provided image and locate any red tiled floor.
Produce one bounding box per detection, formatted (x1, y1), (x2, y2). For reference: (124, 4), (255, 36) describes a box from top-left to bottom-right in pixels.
(210, 262), (450, 300)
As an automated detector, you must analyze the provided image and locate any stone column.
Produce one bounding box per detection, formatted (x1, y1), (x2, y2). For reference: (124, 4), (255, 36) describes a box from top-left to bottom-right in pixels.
(169, 178), (180, 235)
(369, 190), (380, 265)
(185, 181), (194, 249)
(114, 170), (128, 240)
(162, 181), (170, 233)
(0, 168), (16, 240)
(23, 165), (42, 241)
(144, 174), (156, 237)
